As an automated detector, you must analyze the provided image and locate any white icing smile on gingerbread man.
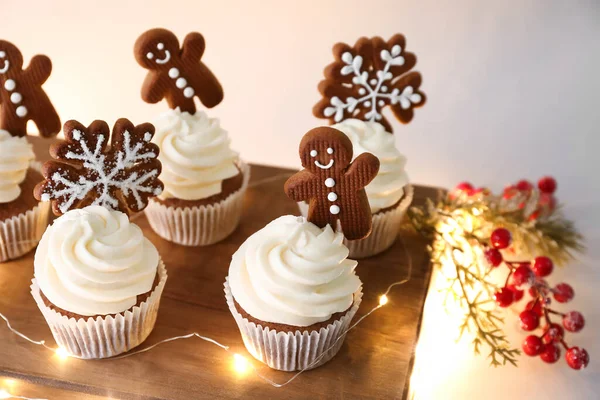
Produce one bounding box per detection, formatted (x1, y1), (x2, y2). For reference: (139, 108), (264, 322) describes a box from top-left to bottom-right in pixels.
(145, 42), (171, 65)
(311, 147), (335, 170)
(0, 51), (10, 74)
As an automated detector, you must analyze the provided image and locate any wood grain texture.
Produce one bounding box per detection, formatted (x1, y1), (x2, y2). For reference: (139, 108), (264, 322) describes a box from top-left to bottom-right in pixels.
(0, 137), (436, 399)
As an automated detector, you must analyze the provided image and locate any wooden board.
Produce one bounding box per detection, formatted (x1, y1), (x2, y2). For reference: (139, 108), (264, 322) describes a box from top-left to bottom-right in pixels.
(0, 137), (435, 400)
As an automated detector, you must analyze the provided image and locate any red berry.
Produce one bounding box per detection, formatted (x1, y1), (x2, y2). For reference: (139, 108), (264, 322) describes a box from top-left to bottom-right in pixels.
(565, 347), (589, 370)
(490, 228), (512, 250)
(494, 288), (514, 308)
(527, 210), (541, 222)
(484, 248), (503, 267)
(553, 283), (574, 303)
(538, 176), (557, 194)
(528, 286), (539, 297)
(542, 323), (564, 344)
(540, 343), (561, 363)
(508, 285), (524, 302)
(516, 180), (533, 191)
(503, 185), (517, 199)
(532, 256), (553, 277)
(512, 265), (534, 287)
(455, 182), (473, 194)
(563, 311), (585, 332)
(522, 335), (543, 356)
(526, 300), (543, 316)
(519, 310), (540, 331)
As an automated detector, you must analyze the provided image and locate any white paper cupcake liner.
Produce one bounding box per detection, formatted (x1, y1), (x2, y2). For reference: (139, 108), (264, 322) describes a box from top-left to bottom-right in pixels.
(297, 185), (414, 258)
(0, 163), (51, 263)
(224, 279), (363, 371)
(145, 162), (250, 246)
(30, 259), (168, 359)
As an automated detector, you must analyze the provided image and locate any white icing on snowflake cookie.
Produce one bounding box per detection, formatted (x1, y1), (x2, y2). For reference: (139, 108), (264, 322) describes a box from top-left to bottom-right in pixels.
(35, 118), (164, 215)
(314, 34), (426, 133)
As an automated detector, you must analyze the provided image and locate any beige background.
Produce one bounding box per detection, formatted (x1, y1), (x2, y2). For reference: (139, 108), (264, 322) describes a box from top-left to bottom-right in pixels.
(2, 0), (599, 398)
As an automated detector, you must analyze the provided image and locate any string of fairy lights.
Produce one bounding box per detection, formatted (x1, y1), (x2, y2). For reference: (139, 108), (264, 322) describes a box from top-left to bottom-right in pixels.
(0, 173), (413, 398)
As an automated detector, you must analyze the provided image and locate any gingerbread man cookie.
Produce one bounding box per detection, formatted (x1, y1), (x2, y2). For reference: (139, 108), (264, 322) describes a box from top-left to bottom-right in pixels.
(0, 39), (61, 137)
(134, 28), (223, 114)
(284, 127), (380, 240)
(313, 34), (426, 133)
(34, 118), (163, 216)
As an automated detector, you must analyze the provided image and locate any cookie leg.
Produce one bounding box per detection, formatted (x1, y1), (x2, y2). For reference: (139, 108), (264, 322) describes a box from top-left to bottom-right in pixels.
(32, 95), (61, 137)
(339, 204), (372, 241)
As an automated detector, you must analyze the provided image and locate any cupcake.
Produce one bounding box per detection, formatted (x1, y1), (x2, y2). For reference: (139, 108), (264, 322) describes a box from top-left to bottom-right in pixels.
(0, 39), (61, 261)
(310, 34), (426, 257)
(225, 215), (362, 371)
(328, 119), (413, 257)
(0, 131), (50, 261)
(32, 118), (166, 358)
(30, 206), (167, 359)
(134, 28), (249, 245)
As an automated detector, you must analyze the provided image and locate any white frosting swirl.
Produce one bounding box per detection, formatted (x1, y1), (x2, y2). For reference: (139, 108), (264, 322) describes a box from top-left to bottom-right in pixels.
(0, 130), (35, 203)
(332, 119), (409, 212)
(34, 206), (159, 316)
(229, 215), (361, 327)
(152, 109), (239, 200)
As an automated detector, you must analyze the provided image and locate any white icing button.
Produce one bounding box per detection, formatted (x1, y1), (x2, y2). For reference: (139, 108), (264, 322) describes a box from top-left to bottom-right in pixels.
(10, 92), (22, 104)
(183, 87), (195, 98)
(310, 150), (317, 157)
(330, 205), (340, 215)
(4, 79), (15, 91)
(325, 178), (335, 188)
(16, 105), (27, 118)
(176, 77), (187, 88)
(168, 67), (179, 78)
(327, 192), (338, 201)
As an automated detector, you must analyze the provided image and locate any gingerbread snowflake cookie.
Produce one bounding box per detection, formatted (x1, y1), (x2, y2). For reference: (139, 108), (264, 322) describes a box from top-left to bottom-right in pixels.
(0, 39), (61, 138)
(34, 118), (163, 216)
(284, 127), (380, 240)
(313, 34), (426, 133)
(134, 28), (223, 114)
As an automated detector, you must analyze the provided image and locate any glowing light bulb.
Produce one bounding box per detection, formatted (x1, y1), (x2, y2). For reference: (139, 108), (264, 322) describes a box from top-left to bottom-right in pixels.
(233, 353), (249, 374)
(55, 347), (70, 359)
(379, 294), (389, 306)
(0, 389), (11, 399)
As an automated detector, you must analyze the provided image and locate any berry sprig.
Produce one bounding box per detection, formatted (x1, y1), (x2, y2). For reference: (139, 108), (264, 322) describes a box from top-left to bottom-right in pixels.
(409, 174), (585, 367)
(487, 228), (589, 370)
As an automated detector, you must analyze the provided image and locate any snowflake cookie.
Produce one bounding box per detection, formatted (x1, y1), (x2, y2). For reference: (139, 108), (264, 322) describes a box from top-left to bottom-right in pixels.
(313, 34), (426, 133)
(34, 118), (163, 215)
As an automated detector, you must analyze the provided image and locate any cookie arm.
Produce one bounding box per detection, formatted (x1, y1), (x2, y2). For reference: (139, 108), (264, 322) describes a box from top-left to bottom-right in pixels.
(345, 152), (380, 189)
(284, 170), (318, 202)
(181, 32), (205, 63)
(24, 55), (52, 85)
(141, 72), (167, 104)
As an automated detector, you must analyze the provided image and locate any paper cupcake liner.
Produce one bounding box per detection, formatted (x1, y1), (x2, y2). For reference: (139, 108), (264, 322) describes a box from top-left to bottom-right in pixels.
(30, 259), (168, 359)
(0, 163), (51, 263)
(298, 185), (414, 258)
(145, 162), (251, 246)
(224, 279), (363, 371)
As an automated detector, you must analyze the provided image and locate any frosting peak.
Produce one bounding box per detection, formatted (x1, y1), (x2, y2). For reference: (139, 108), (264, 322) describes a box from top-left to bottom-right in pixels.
(332, 119), (409, 212)
(152, 108), (239, 200)
(0, 129), (35, 203)
(228, 215), (361, 327)
(34, 206), (159, 316)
